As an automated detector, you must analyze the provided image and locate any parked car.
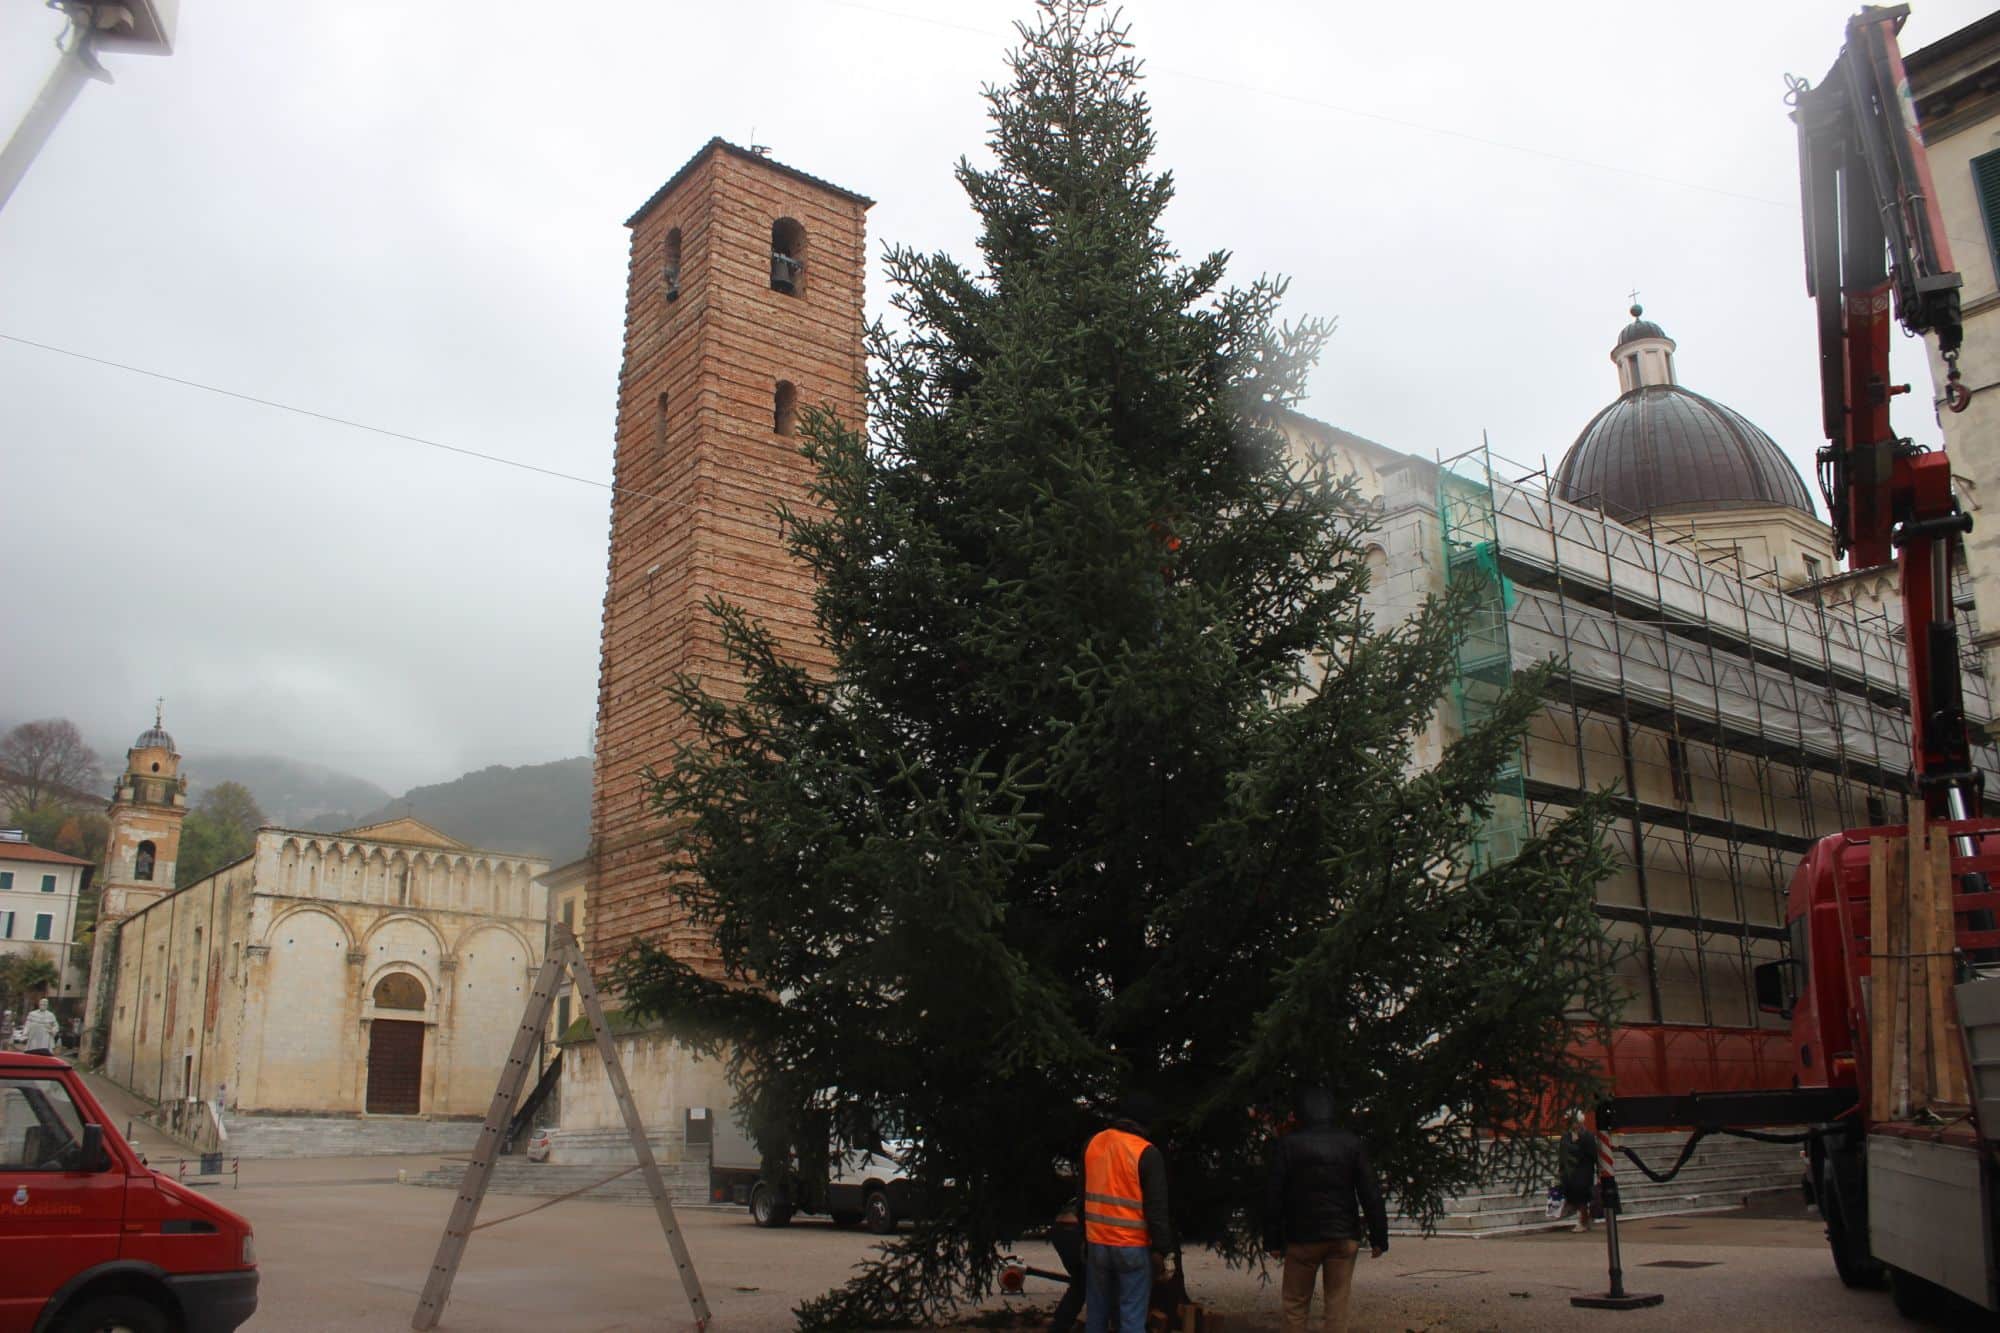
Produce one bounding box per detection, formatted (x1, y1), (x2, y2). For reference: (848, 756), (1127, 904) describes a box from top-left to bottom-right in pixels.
(744, 1138), (923, 1235)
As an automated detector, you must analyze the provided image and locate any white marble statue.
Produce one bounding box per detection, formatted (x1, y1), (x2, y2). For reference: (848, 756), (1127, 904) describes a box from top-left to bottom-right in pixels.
(22, 1000), (60, 1054)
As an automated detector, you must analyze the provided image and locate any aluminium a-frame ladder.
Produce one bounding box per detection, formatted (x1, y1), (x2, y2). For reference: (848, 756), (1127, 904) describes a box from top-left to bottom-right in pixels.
(411, 926), (711, 1330)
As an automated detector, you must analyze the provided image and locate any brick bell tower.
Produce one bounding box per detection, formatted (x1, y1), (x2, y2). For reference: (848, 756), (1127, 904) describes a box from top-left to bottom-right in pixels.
(589, 140), (870, 980)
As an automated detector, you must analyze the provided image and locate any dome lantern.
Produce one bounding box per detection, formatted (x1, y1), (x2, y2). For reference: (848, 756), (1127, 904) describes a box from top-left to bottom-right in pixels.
(1612, 303), (1677, 393)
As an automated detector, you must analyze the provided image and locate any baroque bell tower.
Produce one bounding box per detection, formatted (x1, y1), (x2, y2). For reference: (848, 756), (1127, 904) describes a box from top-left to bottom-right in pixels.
(588, 140), (870, 980)
(81, 706), (190, 1056)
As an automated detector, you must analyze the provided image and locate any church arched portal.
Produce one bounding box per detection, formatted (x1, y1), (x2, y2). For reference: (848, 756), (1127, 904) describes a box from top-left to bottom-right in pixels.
(365, 974), (427, 1114)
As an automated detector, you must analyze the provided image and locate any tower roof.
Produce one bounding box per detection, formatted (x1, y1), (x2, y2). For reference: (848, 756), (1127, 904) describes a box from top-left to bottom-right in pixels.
(132, 725), (174, 751)
(626, 138), (874, 227)
(132, 700), (175, 753)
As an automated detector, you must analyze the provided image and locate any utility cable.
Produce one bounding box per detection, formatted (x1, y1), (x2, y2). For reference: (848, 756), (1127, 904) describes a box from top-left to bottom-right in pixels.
(0, 331), (670, 507)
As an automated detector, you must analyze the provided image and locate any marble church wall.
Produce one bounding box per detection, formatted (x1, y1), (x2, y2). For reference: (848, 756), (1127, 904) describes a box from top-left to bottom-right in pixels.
(103, 821), (548, 1132)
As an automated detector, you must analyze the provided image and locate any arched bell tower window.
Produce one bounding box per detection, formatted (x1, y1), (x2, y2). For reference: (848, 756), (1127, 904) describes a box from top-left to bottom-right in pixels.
(771, 218), (805, 296)
(663, 227), (682, 301)
(774, 380), (798, 436)
(135, 841), (156, 881)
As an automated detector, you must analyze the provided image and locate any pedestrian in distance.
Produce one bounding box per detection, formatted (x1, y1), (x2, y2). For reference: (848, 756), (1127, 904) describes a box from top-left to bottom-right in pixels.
(1262, 1087), (1389, 1333)
(1558, 1110), (1600, 1232)
(1082, 1096), (1172, 1333)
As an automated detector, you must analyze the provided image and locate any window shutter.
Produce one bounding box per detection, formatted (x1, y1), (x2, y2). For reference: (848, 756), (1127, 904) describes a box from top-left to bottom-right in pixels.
(1974, 151), (2000, 274)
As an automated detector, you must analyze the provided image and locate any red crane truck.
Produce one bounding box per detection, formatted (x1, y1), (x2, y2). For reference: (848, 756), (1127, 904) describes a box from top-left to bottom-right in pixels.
(0, 1051), (258, 1333)
(1597, 5), (2000, 1320)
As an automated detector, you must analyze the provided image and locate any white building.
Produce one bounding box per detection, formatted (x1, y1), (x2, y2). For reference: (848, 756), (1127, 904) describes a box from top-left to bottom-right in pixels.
(0, 834), (92, 1002)
(1909, 14), (2000, 681)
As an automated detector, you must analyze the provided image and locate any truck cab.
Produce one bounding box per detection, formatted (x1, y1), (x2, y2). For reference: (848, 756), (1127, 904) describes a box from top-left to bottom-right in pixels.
(0, 1052), (257, 1333)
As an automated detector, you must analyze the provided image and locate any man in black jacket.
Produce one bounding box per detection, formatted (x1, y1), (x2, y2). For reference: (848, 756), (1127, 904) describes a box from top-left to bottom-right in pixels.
(1262, 1089), (1388, 1333)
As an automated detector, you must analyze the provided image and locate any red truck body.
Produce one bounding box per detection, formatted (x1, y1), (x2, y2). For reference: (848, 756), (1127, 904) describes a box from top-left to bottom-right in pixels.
(1774, 822), (2000, 1312)
(1783, 819), (2000, 1101)
(0, 1052), (257, 1333)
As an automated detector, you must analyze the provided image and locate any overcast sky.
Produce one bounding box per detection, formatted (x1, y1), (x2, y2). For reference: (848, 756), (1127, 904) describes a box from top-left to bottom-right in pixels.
(1, 0), (1988, 792)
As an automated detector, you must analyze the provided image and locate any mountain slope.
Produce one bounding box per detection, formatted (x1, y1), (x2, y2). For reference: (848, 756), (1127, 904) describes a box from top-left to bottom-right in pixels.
(186, 755), (393, 829)
(317, 757), (591, 864)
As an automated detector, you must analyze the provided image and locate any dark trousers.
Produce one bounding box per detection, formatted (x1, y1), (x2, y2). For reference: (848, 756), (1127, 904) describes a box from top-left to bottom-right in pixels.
(1050, 1223), (1086, 1332)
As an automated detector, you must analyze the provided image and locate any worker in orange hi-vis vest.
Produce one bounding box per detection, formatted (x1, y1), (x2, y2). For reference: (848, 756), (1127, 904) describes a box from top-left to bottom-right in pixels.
(1081, 1096), (1173, 1333)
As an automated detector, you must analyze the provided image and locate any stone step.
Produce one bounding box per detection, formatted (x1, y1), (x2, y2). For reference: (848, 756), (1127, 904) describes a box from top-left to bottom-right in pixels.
(1401, 1132), (1806, 1236)
(1448, 1165), (1799, 1202)
(1417, 1183), (1797, 1231)
(220, 1115), (486, 1159)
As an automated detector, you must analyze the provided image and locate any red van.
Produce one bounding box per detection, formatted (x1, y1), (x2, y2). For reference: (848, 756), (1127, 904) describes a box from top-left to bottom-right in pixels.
(0, 1052), (257, 1333)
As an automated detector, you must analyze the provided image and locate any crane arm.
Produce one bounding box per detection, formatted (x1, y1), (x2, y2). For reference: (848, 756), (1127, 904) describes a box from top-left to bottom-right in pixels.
(1794, 3), (1977, 821)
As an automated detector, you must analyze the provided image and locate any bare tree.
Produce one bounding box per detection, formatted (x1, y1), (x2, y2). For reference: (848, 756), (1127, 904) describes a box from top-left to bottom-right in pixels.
(0, 719), (99, 812)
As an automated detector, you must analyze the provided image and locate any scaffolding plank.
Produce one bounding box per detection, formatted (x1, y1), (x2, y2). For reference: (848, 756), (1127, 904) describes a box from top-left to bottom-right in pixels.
(1870, 835), (1895, 1125)
(1925, 828), (1966, 1107)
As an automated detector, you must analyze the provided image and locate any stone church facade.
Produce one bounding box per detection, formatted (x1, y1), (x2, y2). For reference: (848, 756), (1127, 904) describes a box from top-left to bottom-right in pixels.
(101, 815), (548, 1152)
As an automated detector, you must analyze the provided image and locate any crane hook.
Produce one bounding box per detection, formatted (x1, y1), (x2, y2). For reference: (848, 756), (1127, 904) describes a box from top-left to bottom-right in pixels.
(1944, 351), (1974, 414)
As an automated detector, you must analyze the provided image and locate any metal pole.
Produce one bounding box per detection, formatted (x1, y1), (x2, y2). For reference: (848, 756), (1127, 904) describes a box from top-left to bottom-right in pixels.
(1571, 1121), (1663, 1311)
(0, 9), (110, 214)
(1603, 1190), (1628, 1299)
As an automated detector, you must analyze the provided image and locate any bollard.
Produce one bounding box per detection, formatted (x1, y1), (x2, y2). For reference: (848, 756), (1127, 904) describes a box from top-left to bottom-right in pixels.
(1571, 1120), (1663, 1310)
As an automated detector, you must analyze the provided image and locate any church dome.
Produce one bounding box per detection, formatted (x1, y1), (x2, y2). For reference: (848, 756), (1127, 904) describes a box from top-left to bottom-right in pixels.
(134, 725), (175, 751)
(1554, 307), (1814, 520)
(133, 705), (175, 753)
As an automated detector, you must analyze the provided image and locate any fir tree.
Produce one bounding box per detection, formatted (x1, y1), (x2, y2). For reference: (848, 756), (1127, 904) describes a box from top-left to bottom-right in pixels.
(619, 2), (1617, 1324)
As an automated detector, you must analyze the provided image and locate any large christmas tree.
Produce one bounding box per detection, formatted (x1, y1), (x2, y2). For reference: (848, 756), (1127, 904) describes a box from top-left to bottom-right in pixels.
(620, 2), (1616, 1324)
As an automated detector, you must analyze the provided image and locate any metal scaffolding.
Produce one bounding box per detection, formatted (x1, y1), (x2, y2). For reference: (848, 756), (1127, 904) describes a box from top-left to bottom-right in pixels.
(1442, 463), (2000, 1030)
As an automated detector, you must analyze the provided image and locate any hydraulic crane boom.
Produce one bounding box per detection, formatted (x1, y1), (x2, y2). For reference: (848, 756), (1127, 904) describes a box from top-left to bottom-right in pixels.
(1793, 2), (1977, 823)
(1598, 14), (2000, 1315)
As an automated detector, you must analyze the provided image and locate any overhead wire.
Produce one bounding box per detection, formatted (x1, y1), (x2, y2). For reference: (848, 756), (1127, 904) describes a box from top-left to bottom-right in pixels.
(0, 331), (670, 508)
(0, 326), (1948, 662)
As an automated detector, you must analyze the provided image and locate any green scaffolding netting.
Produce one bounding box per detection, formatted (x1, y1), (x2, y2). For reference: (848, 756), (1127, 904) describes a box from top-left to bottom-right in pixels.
(1438, 446), (1529, 869)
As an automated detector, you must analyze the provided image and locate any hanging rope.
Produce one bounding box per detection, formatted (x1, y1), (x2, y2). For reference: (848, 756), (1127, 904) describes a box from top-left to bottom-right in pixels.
(468, 1164), (644, 1231)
